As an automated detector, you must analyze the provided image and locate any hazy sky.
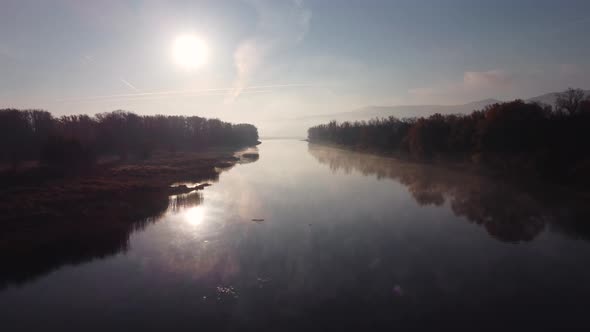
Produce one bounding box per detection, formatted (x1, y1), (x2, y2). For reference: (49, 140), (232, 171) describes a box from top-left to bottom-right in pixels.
(1, 0), (590, 135)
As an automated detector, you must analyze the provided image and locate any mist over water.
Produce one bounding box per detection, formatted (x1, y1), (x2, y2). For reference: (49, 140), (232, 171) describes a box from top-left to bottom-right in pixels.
(1, 140), (590, 330)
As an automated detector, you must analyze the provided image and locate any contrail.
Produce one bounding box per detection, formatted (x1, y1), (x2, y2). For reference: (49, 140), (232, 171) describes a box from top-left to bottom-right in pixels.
(120, 78), (141, 92)
(56, 83), (317, 103)
(58, 88), (276, 104)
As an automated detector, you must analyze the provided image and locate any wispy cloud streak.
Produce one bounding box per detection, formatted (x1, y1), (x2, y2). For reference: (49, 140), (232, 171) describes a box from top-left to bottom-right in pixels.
(61, 89), (275, 104)
(120, 78), (141, 92)
(227, 0), (311, 101)
(56, 83), (317, 103)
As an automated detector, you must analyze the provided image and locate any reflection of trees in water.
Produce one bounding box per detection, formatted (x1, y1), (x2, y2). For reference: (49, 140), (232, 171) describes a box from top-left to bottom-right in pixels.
(449, 185), (546, 242)
(0, 187), (205, 290)
(169, 191), (204, 212)
(0, 147), (261, 289)
(308, 143), (587, 243)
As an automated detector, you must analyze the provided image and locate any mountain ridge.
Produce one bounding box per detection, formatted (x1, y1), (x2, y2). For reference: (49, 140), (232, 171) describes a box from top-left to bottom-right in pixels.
(297, 89), (590, 123)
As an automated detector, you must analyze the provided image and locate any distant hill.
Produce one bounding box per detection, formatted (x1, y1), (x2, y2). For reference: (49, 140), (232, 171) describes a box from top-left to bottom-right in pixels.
(526, 90), (590, 106)
(297, 98), (501, 123)
(297, 89), (590, 124)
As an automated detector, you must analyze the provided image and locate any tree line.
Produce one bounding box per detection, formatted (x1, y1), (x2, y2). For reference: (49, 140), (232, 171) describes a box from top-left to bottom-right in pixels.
(308, 88), (590, 181)
(0, 109), (258, 168)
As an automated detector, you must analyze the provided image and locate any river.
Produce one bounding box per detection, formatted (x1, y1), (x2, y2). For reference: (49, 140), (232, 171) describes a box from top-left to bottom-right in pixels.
(1, 139), (590, 331)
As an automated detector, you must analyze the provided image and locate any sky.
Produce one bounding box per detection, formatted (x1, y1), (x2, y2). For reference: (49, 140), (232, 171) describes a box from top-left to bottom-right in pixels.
(1, 0), (590, 136)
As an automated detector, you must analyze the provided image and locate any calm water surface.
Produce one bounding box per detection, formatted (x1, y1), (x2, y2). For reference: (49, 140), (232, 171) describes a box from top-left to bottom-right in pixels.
(2, 140), (590, 331)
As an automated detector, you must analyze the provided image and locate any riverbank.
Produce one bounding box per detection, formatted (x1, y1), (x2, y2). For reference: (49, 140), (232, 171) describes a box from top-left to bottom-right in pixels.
(1, 148), (257, 222)
(0, 147), (258, 287)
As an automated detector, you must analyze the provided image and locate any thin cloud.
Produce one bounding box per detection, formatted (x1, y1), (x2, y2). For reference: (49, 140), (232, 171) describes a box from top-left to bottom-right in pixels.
(463, 70), (512, 89)
(228, 0), (312, 102)
(408, 69), (514, 104)
(61, 89), (274, 104)
(407, 64), (590, 105)
(56, 83), (317, 103)
(80, 55), (95, 66)
(120, 78), (141, 92)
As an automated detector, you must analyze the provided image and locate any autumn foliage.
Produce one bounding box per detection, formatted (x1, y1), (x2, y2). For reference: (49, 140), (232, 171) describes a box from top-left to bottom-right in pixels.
(308, 89), (590, 181)
(0, 110), (258, 168)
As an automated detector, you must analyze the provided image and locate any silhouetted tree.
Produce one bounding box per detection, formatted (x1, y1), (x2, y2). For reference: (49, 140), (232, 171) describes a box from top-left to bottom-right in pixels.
(555, 88), (587, 115)
(40, 136), (96, 169)
(0, 109), (258, 168)
(307, 88), (590, 183)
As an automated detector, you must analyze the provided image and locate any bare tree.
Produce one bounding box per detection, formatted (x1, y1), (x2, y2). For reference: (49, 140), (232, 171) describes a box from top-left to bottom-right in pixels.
(555, 88), (587, 115)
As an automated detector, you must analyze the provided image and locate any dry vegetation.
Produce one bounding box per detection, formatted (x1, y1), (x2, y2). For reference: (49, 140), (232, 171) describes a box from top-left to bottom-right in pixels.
(0, 150), (244, 222)
(0, 149), (256, 287)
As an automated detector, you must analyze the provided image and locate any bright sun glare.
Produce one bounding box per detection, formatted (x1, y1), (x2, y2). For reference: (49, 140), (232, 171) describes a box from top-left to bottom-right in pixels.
(184, 206), (205, 225)
(173, 34), (208, 69)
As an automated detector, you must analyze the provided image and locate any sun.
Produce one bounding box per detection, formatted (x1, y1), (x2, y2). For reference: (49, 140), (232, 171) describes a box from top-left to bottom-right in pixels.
(173, 34), (208, 69)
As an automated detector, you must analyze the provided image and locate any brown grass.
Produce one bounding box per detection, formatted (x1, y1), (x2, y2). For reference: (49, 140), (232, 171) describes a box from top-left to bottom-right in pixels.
(0, 149), (251, 287)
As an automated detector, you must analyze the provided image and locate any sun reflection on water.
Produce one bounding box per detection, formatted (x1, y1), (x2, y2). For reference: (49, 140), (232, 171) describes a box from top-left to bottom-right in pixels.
(184, 206), (206, 226)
